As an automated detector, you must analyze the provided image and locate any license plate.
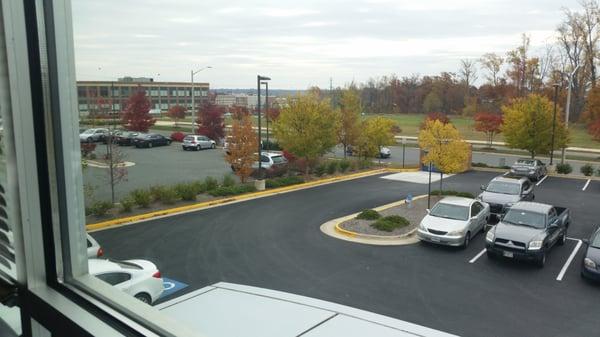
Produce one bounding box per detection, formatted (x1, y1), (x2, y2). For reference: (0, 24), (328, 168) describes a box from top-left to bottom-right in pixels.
(430, 237), (440, 242)
(503, 251), (514, 258)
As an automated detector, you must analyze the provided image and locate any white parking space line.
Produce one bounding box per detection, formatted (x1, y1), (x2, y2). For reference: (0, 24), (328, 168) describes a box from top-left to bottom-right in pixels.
(556, 239), (583, 281)
(582, 179), (591, 191)
(469, 249), (486, 264)
(536, 175), (548, 186)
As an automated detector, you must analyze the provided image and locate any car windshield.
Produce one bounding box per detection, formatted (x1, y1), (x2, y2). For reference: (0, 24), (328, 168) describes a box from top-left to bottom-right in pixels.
(516, 160), (535, 166)
(183, 136), (194, 141)
(486, 181), (520, 195)
(591, 232), (600, 248)
(271, 155), (285, 163)
(82, 129), (94, 134)
(503, 209), (546, 229)
(429, 203), (468, 221)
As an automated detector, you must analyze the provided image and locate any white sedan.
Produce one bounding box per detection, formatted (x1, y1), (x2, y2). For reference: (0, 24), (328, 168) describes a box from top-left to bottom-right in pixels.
(417, 196), (490, 248)
(89, 259), (164, 304)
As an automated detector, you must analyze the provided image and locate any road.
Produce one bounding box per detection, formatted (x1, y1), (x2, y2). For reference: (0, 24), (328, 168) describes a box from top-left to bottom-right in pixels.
(91, 171), (600, 337)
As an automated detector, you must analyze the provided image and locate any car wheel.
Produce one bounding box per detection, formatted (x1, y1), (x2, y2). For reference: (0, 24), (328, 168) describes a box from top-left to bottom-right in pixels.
(148, 142), (152, 148)
(134, 293), (151, 304)
(462, 232), (471, 249)
(558, 230), (567, 246)
(536, 252), (546, 268)
(196, 145), (201, 151)
(211, 143), (216, 149)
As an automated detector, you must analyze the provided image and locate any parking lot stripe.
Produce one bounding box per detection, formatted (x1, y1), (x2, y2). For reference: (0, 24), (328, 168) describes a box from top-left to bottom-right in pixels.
(469, 249), (486, 264)
(582, 179), (591, 191)
(536, 175), (548, 186)
(556, 239), (582, 282)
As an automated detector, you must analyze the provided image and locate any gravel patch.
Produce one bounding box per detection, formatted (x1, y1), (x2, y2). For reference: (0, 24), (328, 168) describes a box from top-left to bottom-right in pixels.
(339, 196), (443, 236)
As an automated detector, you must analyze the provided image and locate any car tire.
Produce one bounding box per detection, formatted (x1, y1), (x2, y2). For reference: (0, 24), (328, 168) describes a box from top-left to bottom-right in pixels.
(462, 232), (471, 249)
(211, 143), (216, 149)
(536, 252), (546, 268)
(134, 293), (152, 304)
(196, 145), (201, 151)
(558, 230), (567, 246)
(148, 142), (152, 148)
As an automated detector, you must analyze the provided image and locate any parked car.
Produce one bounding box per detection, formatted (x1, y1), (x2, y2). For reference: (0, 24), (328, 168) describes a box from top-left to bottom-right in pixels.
(89, 259), (164, 304)
(133, 133), (171, 148)
(114, 131), (139, 146)
(231, 152), (288, 177)
(478, 175), (535, 223)
(86, 233), (104, 259)
(182, 135), (216, 151)
(485, 201), (570, 267)
(79, 128), (109, 143)
(510, 159), (547, 181)
(581, 226), (600, 281)
(101, 130), (124, 144)
(417, 197), (490, 248)
(345, 145), (391, 158)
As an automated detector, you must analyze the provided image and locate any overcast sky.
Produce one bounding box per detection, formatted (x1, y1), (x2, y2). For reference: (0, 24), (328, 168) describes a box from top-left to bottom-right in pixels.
(72, 0), (581, 89)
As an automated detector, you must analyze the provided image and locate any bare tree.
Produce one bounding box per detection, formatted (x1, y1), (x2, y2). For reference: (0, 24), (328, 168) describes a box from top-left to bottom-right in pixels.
(459, 59), (478, 95)
(580, 0), (600, 87)
(479, 53), (504, 86)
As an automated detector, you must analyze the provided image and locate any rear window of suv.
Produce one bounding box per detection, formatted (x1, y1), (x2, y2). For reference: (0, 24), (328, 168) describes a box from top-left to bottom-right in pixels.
(271, 155), (285, 163)
(184, 136), (194, 141)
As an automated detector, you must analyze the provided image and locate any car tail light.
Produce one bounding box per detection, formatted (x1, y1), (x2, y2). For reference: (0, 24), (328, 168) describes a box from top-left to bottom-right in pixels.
(96, 247), (104, 257)
(152, 271), (161, 278)
(190, 141), (196, 144)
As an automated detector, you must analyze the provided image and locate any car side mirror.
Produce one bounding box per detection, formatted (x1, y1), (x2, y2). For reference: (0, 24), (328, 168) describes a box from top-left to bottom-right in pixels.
(582, 239), (589, 245)
(480, 184), (486, 191)
(470, 216), (477, 221)
(426, 209), (430, 214)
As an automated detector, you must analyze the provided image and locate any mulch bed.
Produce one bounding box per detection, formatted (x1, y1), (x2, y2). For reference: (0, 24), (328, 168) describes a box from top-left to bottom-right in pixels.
(339, 195), (442, 236)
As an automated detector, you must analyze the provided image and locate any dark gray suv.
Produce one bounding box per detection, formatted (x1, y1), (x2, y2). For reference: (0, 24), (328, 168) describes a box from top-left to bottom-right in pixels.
(478, 175), (535, 223)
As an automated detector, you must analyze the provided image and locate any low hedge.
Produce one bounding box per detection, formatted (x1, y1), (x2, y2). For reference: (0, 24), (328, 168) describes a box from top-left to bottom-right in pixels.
(208, 184), (256, 196)
(580, 163), (594, 176)
(356, 209), (381, 220)
(371, 215), (409, 232)
(265, 175), (304, 188)
(430, 190), (475, 198)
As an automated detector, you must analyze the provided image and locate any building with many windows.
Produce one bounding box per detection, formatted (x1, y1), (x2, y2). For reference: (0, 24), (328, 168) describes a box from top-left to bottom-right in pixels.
(76, 77), (210, 116)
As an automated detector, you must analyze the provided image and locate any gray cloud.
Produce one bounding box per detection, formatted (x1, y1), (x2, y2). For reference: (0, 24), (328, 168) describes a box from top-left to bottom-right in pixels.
(72, 0), (580, 89)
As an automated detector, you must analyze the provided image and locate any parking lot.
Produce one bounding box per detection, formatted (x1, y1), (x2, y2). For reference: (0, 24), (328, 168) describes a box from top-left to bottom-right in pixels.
(90, 170), (599, 337)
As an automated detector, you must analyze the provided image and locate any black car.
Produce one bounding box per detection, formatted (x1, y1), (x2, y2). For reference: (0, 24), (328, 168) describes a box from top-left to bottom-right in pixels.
(582, 226), (600, 281)
(133, 133), (171, 148)
(115, 131), (140, 146)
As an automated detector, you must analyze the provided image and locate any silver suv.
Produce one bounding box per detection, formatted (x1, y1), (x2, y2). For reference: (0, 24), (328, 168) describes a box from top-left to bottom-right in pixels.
(79, 128), (109, 143)
(182, 135), (216, 151)
(478, 175), (535, 221)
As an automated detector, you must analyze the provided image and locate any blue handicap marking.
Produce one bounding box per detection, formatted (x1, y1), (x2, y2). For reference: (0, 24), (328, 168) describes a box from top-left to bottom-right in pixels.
(160, 277), (188, 298)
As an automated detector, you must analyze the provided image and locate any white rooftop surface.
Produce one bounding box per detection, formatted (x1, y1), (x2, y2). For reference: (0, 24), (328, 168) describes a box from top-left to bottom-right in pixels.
(380, 171), (454, 184)
(157, 282), (458, 337)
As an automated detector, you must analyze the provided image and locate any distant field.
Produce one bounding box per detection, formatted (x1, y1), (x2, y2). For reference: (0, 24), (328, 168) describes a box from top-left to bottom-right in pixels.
(365, 113), (600, 149)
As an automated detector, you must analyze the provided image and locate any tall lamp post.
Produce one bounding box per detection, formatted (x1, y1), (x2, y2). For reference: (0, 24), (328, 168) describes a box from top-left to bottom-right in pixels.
(423, 149), (432, 209)
(550, 83), (559, 165)
(261, 81), (269, 150)
(190, 66), (212, 134)
(257, 75), (271, 178)
(561, 65), (580, 164)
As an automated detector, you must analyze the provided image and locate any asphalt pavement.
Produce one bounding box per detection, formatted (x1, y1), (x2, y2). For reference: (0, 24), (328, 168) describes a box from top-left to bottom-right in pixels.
(91, 170), (600, 337)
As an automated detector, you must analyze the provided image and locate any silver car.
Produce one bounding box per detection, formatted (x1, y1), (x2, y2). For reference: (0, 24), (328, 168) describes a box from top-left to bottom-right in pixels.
(417, 197), (490, 248)
(510, 159), (547, 181)
(182, 135), (216, 151)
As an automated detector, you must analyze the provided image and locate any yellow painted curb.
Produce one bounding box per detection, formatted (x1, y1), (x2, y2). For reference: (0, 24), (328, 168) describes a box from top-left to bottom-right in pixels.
(333, 194), (428, 240)
(87, 167), (410, 231)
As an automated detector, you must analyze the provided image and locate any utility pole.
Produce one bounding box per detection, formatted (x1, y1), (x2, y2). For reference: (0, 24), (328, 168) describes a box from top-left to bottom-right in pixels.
(561, 65), (580, 164)
(262, 81), (269, 150)
(190, 66), (212, 134)
(550, 83), (559, 165)
(257, 75), (271, 179)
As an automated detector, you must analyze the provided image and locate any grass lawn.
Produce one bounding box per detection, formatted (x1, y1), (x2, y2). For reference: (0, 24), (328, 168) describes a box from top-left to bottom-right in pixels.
(365, 113), (600, 149)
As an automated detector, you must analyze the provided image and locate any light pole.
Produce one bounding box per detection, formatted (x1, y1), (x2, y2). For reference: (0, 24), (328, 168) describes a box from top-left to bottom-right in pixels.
(423, 149), (432, 209)
(190, 66), (212, 134)
(261, 81), (269, 150)
(561, 65), (580, 164)
(257, 75), (271, 178)
(550, 83), (559, 165)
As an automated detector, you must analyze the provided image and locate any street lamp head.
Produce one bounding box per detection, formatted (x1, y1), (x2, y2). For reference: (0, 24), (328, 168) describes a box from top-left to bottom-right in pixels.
(258, 75), (271, 81)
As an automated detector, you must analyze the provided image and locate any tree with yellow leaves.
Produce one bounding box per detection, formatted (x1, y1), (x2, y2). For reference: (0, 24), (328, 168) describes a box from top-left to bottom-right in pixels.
(225, 113), (258, 183)
(419, 119), (469, 191)
(356, 117), (397, 163)
(502, 94), (568, 159)
(273, 93), (340, 175)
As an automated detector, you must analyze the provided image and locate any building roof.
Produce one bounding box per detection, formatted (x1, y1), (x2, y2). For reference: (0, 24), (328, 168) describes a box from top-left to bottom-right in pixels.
(77, 80), (209, 87)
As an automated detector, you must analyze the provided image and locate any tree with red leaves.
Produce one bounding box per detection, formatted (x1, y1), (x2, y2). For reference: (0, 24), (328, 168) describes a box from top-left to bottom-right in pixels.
(196, 101), (225, 141)
(420, 112), (450, 129)
(167, 105), (187, 127)
(121, 88), (155, 132)
(474, 112), (503, 148)
(266, 107), (281, 121)
(588, 118), (600, 141)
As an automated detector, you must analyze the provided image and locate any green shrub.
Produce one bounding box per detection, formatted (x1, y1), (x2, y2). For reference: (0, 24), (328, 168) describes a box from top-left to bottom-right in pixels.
(150, 185), (178, 204)
(130, 189), (152, 208)
(371, 215), (410, 232)
(358, 159), (372, 169)
(266, 175), (304, 188)
(209, 184), (256, 197)
(222, 174), (236, 187)
(556, 163), (572, 174)
(119, 197), (135, 213)
(265, 179), (282, 188)
(326, 161), (338, 175)
(204, 176), (218, 191)
(314, 163), (327, 176)
(430, 190), (475, 199)
(174, 183), (197, 201)
(581, 163), (594, 176)
(190, 180), (206, 194)
(339, 160), (351, 172)
(89, 200), (113, 217)
(596, 168), (600, 177)
(356, 209), (381, 220)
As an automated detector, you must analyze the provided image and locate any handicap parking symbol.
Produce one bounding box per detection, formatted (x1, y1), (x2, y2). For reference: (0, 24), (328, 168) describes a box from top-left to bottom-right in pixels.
(160, 277), (189, 298)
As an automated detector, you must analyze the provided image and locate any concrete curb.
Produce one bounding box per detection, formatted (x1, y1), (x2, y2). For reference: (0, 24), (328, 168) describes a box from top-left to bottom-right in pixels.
(320, 195), (428, 246)
(87, 167), (419, 231)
